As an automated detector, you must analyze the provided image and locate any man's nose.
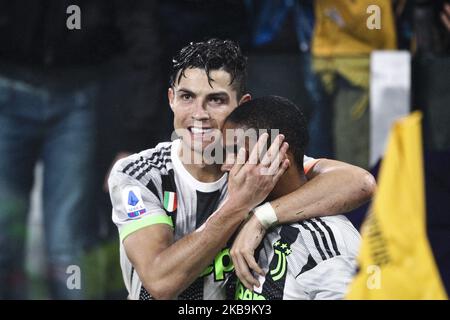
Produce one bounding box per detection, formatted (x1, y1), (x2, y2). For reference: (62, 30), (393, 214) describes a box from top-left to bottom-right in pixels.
(192, 101), (209, 120)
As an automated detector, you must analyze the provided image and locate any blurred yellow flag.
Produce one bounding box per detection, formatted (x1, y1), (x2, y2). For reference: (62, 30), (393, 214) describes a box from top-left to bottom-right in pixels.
(347, 111), (447, 300)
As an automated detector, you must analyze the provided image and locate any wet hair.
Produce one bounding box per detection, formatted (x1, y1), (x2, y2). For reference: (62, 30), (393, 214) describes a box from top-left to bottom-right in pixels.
(225, 95), (309, 169)
(170, 39), (247, 98)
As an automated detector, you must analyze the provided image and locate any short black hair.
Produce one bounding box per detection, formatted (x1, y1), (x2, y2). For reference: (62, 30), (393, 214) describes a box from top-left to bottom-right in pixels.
(225, 95), (309, 169)
(170, 39), (248, 99)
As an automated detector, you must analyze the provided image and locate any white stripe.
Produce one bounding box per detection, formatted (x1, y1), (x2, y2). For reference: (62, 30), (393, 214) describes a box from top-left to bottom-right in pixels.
(167, 192), (175, 212)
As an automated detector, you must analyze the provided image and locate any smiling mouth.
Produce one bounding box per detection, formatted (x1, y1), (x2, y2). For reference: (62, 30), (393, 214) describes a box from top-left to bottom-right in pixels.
(188, 127), (214, 135)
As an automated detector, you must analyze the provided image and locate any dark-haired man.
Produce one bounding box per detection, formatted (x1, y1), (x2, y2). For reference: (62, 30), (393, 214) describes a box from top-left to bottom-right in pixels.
(222, 96), (360, 300)
(108, 39), (375, 300)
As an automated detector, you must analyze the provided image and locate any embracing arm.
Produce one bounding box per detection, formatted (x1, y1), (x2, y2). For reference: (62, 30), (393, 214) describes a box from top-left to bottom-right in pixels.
(271, 158), (376, 224)
(124, 199), (246, 300)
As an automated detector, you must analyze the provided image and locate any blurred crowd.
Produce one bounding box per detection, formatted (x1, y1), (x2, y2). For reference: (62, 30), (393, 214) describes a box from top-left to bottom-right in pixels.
(0, 0), (448, 299)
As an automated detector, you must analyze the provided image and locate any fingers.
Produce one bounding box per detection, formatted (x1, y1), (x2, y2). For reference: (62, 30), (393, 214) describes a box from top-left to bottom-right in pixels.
(266, 142), (289, 176)
(272, 158), (290, 183)
(230, 147), (246, 177)
(261, 134), (285, 167)
(232, 254), (259, 290)
(248, 132), (269, 165)
(243, 253), (265, 277)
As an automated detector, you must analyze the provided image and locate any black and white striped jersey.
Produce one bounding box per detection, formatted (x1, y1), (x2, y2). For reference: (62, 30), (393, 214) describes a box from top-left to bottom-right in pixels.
(233, 216), (361, 300)
(109, 139), (316, 300)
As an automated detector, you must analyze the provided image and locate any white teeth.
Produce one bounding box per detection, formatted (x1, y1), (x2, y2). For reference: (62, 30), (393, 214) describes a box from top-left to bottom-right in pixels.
(191, 127), (212, 134)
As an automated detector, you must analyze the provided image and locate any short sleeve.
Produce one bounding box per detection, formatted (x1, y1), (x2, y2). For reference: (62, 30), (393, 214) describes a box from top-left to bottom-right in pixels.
(296, 255), (357, 300)
(109, 168), (173, 242)
(303, 155), (320, 175)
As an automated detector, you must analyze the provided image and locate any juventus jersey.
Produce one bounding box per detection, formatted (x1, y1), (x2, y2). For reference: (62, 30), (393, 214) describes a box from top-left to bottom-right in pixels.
(109, 139), (315, 300)
(233, 215), (361, 300)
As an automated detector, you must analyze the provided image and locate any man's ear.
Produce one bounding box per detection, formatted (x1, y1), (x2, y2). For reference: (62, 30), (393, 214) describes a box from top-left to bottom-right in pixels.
(238, 93), (251, 106)
(168, 87), (175, 111)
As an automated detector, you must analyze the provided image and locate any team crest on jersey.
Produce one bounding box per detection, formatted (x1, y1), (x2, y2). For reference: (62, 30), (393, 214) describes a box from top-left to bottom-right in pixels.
(123, 186), (147, 218)
(163, 191), (177, 212)
(270, 240), (292, 281)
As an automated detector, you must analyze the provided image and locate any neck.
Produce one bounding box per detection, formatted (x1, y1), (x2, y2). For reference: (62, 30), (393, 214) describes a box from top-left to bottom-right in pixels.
(179, 142), (224, 183)
(268, 162), (307, 201)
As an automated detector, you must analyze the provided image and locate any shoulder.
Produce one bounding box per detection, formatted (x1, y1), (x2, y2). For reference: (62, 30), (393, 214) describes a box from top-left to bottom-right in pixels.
(109, 141), (174, 186)
(297, 216), (360, 262)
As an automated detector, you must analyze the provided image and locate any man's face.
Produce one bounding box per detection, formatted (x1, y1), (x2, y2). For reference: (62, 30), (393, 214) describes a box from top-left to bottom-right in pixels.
(168, 68), (249, 154)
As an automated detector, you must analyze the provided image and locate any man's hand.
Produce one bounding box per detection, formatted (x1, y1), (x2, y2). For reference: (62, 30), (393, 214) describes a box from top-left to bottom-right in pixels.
(227, 133), (290, 213)
(227, 133), (289, 290)
(230, 214), (266, 290)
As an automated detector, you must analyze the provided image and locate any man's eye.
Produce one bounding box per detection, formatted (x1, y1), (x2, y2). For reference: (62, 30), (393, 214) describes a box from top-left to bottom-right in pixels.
(210, 97), (224, 104)
(181, 94), (192, 100)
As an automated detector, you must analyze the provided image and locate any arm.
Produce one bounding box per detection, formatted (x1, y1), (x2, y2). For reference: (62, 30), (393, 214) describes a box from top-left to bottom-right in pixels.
(122, 134), (289, 299)
(271, 158), (376, 224)
(231, 158), (376, 290)
(124, 198), (248, 300)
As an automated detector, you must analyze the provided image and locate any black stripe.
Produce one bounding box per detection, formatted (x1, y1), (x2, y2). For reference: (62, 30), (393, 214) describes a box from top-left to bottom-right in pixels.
(136, 158), (171, 180)
(147, 149), (171, 164)
(280, 224), (301, 244)
(307, 220), (334, 259)
(130, 266), (134, 285)
(125, 147), (170, 176)
(128, 160), (150, 177)
(195, 190), (222, 228)
(296, 254), (318, 277)
(299, 222), (327, 261)
(130, 149), (171, 178)
(122, 157), (144, 174)
(146, 179), (162, 202)
(162, 170), (178, 227)
(316, 218), (341, 256)
(161, 170), (177, 193)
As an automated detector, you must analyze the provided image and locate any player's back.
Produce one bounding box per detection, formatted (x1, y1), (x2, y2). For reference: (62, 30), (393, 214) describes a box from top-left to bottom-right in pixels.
(234, 215), (360, 300)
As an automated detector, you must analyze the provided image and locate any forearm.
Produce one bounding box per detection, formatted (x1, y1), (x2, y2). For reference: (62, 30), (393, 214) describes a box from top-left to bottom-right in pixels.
(270, 160), (376, 224)
(143, 200), (247, 299)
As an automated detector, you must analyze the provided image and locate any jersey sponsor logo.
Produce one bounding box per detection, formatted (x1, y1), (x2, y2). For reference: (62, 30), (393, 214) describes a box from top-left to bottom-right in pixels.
(163, 191), (177, 212)
(200, 247), (234, 282)
(235, 281), (266, 300)
(123, 186), (147, 218)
